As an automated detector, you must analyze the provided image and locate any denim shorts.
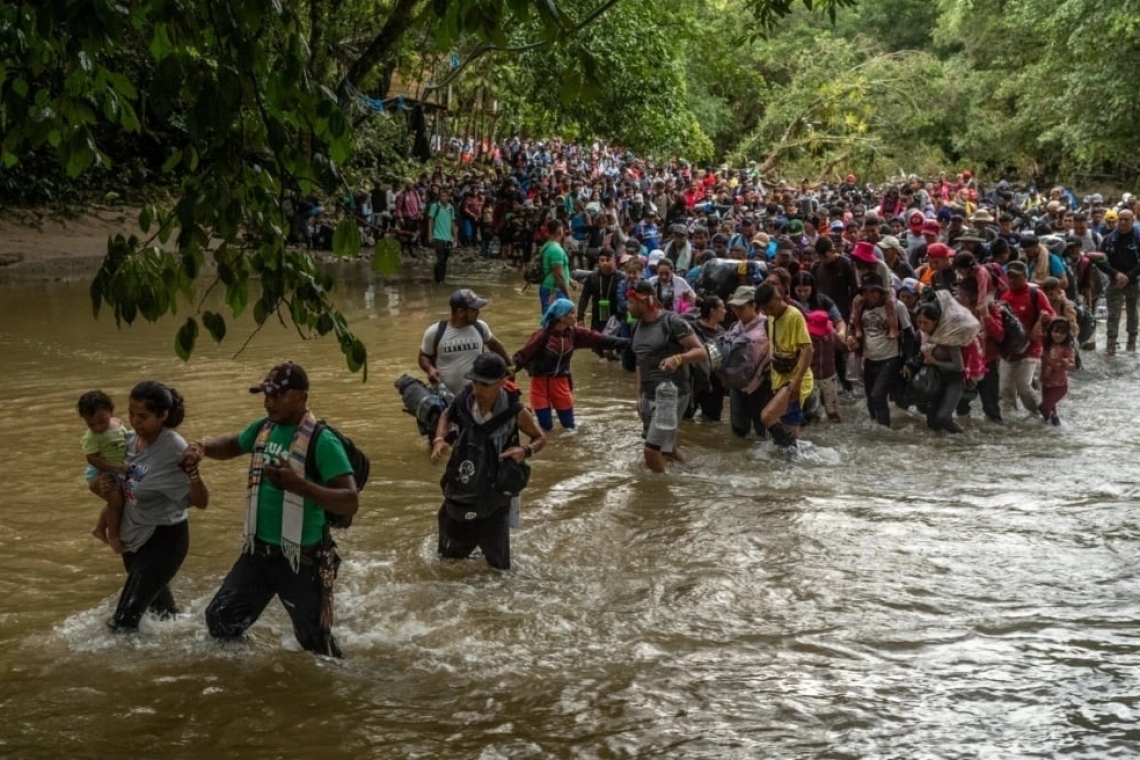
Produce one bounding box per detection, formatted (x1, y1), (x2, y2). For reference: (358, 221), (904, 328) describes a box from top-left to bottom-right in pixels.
(781, 400), (805, 427)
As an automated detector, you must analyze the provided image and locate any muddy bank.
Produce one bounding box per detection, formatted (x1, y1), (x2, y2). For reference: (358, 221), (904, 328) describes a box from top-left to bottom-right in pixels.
(0, 208), (519, 283)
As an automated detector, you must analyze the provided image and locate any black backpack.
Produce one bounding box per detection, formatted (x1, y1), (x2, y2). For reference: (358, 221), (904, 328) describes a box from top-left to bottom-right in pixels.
(441, 395), (526, 520)
(304, 421), (371, 529)
(997, 290), (1035, 359)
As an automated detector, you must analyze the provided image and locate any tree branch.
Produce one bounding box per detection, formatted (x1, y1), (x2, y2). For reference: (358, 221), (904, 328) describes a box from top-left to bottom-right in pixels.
(422, 0), (623, 93)
(339, 0), (422, 96)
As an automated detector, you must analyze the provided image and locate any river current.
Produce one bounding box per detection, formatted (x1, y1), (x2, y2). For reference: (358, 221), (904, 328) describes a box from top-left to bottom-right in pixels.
(1, 261), (1138, 759)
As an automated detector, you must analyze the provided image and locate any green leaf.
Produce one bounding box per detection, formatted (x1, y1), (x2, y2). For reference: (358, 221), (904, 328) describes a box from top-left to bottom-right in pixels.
(371, 238), (401, 275)
(202, 310), (227, 342)
(161, 150), (183, 173)
(345, 337), (367, 373)
(139, 205), (153, 233)
(174, 317), (198, 361)
(225, 279), (248, 317)
(332, 218), (360, 258)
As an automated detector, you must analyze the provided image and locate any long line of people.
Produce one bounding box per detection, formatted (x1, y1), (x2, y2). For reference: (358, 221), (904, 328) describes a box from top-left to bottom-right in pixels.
(425, 162), (1140, 454)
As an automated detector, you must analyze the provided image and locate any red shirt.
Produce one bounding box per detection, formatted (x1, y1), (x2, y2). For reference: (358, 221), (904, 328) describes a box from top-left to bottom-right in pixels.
(999, 283), (1054, 359)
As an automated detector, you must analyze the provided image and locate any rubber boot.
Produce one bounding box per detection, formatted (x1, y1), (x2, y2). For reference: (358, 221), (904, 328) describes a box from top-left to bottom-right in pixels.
(1128, 335), (1136, 352)
(766, 423), (797, 449)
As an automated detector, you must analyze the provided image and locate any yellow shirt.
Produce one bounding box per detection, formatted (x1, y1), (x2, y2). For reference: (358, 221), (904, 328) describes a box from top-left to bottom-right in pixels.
(768, 306), (814, 404)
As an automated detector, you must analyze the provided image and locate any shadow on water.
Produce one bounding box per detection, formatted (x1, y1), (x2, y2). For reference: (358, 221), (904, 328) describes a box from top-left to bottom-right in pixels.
(1, 263), (1139, 757)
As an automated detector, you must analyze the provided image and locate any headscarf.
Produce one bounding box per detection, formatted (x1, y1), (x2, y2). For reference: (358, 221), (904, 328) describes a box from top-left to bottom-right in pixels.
(541, 298), (575, 328)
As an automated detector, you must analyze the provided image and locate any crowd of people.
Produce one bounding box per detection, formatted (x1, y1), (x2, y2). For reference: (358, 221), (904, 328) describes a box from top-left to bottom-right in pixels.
(82, 138), (1140, 656)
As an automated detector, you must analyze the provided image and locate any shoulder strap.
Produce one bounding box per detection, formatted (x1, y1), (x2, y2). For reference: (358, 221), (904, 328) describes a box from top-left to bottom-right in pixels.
(480, 401), (523, 433)
(304, 421), (328, 483)
(430, 319), (449, 360)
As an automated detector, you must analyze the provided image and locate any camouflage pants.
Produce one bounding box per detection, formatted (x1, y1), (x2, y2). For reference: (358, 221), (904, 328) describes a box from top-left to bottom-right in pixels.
(1105, 281), (1139, 343)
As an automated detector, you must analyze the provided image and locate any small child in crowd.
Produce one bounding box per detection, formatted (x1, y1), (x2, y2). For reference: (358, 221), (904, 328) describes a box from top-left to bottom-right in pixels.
(1039, 317), (1076, 426)
(807, 310), (843, 422)
(77, 390), (129, 553)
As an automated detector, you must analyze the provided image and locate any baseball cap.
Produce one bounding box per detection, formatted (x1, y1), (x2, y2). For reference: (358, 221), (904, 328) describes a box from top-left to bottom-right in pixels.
(898, 277), (920, 295)
(922, 219), (941, 236)
(859, 272), (887, 291)
(727, 285), (756, 307)
(463, 353), (509, 384)
(908, 210), (926, 230)
(880, 235), (903, 252)
(829, 220), (846, 232)
(250, 361), (309, 395)
(449, 288), (488, 310)
(926, 242), (952, 260)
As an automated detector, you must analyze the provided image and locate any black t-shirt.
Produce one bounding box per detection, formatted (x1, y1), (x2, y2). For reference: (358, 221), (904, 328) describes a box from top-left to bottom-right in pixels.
(812, 256), (857, 319)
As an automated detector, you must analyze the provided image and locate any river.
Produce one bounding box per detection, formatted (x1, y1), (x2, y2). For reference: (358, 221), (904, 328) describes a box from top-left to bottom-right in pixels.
(1, 260), (1138, 759)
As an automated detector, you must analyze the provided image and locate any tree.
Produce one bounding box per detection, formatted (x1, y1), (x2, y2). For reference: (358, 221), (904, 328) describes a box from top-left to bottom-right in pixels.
(0, 0), (860, 375)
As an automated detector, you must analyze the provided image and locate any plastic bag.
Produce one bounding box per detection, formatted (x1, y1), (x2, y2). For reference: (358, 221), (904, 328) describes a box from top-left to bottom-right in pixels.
(927, 290), (981, 347)
(909, 365), (942, 401)
(602, 315), (623, 338)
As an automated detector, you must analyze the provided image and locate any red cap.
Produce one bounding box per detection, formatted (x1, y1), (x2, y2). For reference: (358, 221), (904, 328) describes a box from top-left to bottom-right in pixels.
(962, 170), (972, 180)
(922, 219), (941, 236)
(908, 210), (926, 229)
(926, 242), (952, 260)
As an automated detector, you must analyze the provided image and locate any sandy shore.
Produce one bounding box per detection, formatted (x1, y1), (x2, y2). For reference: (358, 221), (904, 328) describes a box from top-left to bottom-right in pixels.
(0, 206), (145, 281)
(0, 206), (519, 283)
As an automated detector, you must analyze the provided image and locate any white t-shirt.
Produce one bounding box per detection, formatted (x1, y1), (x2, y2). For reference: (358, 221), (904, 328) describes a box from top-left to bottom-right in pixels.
(861, 301), (911, 362)
(421, 320), (494, 395)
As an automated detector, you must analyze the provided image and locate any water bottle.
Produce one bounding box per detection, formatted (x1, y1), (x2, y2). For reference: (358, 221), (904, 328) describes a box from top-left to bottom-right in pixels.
(654, 379), (678, 431)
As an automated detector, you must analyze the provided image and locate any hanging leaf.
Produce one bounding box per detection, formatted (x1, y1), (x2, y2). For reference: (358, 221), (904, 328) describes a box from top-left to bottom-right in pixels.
(332, 217), (361, 258)
(174, 317), (198, 362)
(202, 310), (227, 343)
(371, 238), (401, 275)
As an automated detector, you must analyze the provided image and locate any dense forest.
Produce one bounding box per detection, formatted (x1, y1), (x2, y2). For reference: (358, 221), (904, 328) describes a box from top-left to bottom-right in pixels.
(3, 0), (1138, 370)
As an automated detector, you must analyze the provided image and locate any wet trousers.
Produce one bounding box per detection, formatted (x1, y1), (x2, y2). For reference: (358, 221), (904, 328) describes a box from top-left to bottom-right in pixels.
(1000, 357), (1040, 413)
(112, 520), (189, 631)
(205, 541), (341, 658)
(438, 503), (511, 570)
(863, 356), (902, 426)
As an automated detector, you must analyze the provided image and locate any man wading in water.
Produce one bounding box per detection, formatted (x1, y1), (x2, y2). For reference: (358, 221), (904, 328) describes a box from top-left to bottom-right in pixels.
(179, 362), (359, 657)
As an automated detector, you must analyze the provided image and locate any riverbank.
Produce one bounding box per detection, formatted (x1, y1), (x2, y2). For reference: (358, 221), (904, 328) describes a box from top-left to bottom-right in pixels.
(0, 206), (144, 281)
(0, 207), (517, 283)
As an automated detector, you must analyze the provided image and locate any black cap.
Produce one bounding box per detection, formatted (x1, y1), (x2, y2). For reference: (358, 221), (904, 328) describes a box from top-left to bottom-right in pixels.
(449, 288), (488, 310)
(463, 353), (508, 384)
(250, 362), (310, 394)
(859, 272), (886, 291)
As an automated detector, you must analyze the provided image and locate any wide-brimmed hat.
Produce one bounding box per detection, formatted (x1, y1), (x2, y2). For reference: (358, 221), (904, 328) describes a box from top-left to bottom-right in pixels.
(807, 310), (833, 338)
(851, 241), (879, 265)
(969, 209), (995, 223)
